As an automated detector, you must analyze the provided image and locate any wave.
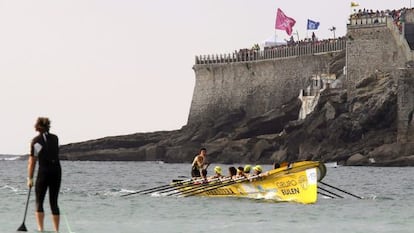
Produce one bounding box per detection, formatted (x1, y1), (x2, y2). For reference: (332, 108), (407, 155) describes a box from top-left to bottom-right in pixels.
(1, 156), (21, 161)
(0, 185), (18, 192)
(0, 155), (26, 161)
(0, 185), (27, 195)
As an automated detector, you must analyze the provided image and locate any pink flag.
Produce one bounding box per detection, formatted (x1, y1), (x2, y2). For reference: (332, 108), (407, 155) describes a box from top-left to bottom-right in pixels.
(275, 8), (296, 36)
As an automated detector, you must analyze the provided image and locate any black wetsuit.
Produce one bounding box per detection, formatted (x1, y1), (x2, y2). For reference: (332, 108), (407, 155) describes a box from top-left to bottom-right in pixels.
(30, 132), (61, 215)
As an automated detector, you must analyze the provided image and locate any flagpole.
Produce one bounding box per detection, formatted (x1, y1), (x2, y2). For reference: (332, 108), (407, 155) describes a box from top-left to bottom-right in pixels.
(306, 19), (308, 40)
(274, 29), (277, 45)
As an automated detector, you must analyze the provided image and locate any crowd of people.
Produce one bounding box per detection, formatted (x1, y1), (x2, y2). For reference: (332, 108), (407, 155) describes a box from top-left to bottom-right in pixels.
(199, 6), (413, 65)
(350, 7), (408, 22)
(350, 7), (412, 32)
(262, 36), (345, 53)
(237, 7), (412, 57)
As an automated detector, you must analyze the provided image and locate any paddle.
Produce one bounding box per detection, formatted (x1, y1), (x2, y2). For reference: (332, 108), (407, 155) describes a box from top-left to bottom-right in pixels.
(121, 184), (170, 197)
(163, 177), (225, 196)
(145, 177), (220, 195)
(122, 177), (213, 197)
(167, 179), (223, 197)
(318, 186), (344, 198)
(320, 181), (363, 199)
(181, 175), (260, 197)
(317, 191), (336, 199)
(121, 178), (194, 197)
(179, 178), (239, 197)
(17, 187), (32, 232)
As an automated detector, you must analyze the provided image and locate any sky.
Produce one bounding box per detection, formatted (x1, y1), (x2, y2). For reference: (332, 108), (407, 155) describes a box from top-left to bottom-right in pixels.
(0, 0), (410, 155)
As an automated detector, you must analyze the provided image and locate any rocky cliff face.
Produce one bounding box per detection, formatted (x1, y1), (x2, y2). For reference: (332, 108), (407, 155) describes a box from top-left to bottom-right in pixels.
(60, 51), (414, 166)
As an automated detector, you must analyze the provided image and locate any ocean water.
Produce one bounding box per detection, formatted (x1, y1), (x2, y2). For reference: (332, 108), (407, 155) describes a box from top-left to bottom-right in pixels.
(0, 159), (413, 233)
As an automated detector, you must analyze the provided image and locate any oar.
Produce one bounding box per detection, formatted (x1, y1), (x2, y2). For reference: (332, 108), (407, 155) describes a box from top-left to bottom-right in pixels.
(318, 186), (344, 198)
(167, 179), (222, 197)
(165, 177), (224, 196)
(320, 181), (363, 199)
(182, 175), (259, 197)
(121, 184), (172, 197)
(121, 178), (194, 197)
(317, 191), (336, 199)
(149, 177), (220, 195)
(122, 177), (211, 197)
(17, 187), (32, 232)
(180, 178), (239, 197)
(140, 184), (180, 195)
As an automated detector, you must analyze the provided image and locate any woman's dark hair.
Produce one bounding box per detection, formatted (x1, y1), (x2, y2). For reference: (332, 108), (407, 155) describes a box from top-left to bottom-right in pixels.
(35, 117), (51, 132)
(228, 166), (237, 177)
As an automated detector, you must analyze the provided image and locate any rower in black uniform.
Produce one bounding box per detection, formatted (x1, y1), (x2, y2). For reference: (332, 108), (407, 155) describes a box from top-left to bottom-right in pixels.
(27, 117), (62, 232)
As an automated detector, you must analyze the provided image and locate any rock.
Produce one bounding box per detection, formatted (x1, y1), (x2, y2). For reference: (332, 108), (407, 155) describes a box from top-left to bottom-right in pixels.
(271, 148), (288, 163)
(383, 155), (414, 166)
(251, 139), (272, 161)
(58, 54), (411, 166)
(145, 145), (165, 161)
(346, 153), (368, 166)
(367, 143), (414, 166)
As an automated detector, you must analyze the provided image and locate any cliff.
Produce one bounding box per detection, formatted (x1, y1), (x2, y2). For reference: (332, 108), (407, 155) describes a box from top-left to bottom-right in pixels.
(60, 12), (414, 166)
(60, 49), (414, 166)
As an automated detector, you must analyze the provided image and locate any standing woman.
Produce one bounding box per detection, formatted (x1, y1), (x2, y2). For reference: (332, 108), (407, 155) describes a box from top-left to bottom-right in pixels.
(27, 117), (62, 232)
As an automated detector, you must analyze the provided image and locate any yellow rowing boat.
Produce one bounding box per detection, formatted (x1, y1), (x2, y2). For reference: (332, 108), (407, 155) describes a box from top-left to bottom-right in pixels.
(175, 161), (326, 204)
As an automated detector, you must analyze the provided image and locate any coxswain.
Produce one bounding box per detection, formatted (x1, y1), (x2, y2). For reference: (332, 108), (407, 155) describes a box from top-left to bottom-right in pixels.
(191, 148), (209, 179)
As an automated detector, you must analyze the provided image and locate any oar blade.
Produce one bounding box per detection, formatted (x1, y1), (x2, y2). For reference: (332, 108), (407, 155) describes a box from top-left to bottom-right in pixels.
(17, 222), (27, 232)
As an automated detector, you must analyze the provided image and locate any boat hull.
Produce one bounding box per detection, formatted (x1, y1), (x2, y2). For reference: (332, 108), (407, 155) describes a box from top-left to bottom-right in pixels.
(177, 161), (324, 204)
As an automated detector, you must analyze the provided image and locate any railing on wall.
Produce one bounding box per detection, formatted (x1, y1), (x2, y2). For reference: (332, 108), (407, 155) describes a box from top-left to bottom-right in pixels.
(348, 15), (388, 26)
(195, 38), (347, 65)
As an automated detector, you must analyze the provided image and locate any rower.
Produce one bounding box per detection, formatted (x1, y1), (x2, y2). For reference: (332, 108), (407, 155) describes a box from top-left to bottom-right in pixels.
(253, 165), (263, 176)
(227, 166), (237, 179)
(249, 165), (264, 181)
(243, 164), (251, 177)
(210, 166), (224, 180)
(273, 162), (281, 169)
(236, 166), (247, 178)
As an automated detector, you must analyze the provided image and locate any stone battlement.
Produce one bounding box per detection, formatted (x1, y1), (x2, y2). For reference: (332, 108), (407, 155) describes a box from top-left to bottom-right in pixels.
(195, 39), (346, 65)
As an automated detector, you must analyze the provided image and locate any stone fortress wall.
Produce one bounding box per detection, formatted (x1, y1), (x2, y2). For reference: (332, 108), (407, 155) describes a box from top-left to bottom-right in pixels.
(347, 10), (414, 143)
(189, 39), (345, 124)
(189, 9), (414, 143)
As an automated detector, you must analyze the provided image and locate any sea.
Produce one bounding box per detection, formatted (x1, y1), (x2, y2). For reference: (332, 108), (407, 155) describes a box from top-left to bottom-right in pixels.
(0, 156), (413, 233)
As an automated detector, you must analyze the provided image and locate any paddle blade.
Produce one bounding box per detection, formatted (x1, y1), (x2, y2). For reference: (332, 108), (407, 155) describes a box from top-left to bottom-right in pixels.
(17, 222), (27, 232)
